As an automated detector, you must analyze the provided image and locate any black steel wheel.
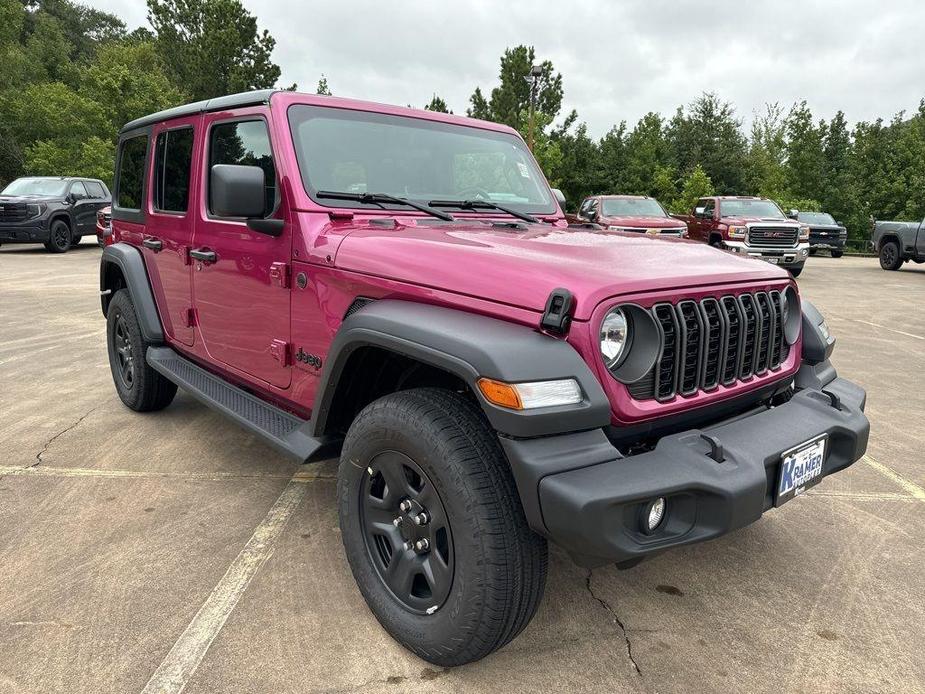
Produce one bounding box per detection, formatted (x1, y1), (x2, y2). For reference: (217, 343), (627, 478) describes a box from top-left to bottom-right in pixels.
(338, 388), (547, 666)
(106, 289), (177, 412)
(361, 451), (454, 614)
(112, 313), (136, 390)
(879, 240), (903, 270)
(44, 220), (72, 253)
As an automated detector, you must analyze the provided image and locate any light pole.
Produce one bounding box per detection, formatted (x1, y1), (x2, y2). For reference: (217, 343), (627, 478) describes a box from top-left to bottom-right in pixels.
(526, 64), (543, 152)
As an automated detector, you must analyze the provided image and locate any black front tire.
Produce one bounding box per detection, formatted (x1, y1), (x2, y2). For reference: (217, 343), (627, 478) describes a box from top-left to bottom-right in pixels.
(808, 248), (817, 256)
(790, 264), (804, 277)
(338, 387), (547, 666)
(831, 250), (844, 258)
(879, 241), (903, 271)
(106, 289), (177, 412)
(43, 220), (72, 253)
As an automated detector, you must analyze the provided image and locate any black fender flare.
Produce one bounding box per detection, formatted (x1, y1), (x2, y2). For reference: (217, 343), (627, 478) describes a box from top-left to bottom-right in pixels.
(310, 300), (611, 438)
(99, 242), (164, 343)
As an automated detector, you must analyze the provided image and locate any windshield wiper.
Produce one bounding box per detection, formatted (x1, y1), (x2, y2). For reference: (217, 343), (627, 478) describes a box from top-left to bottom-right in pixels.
(428, 199), (540, 224)
(316, 191), (455, 222)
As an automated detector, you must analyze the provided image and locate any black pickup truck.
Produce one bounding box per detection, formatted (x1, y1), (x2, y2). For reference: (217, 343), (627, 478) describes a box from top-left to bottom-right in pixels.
(872, 217), (925, 270)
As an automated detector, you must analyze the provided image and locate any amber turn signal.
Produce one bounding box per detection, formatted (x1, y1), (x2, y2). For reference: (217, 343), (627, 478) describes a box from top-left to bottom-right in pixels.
(477, 378), (524, 410)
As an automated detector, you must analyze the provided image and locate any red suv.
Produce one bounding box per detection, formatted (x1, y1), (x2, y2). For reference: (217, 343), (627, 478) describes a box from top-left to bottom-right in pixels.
(568, 194), (688, 237)
(100, 90), (868, 665)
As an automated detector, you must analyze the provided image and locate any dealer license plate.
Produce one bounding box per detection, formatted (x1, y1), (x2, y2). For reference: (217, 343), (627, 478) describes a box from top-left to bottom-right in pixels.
(763, 257), (780, 264)
(776, 435), (827, 506)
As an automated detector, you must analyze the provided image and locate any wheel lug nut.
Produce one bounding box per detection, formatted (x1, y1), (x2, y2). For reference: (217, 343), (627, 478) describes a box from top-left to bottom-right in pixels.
(414, 538), (430, 552)
(399, 500), (412, 512)
(413, 512), (429, 526)
(392, 517), (402, 527)
(403, 541), (413, 551)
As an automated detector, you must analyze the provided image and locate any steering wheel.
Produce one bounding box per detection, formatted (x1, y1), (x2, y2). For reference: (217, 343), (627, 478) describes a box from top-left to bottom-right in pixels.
(457, 187), (491, 201)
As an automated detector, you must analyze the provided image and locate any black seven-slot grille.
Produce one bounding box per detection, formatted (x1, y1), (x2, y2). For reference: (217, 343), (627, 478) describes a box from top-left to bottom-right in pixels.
(627, 290), (790, 402)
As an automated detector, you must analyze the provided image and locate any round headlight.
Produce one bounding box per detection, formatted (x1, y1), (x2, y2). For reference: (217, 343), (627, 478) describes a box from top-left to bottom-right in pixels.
(600, 308), (630, 369)
(782, 286), (801, 345)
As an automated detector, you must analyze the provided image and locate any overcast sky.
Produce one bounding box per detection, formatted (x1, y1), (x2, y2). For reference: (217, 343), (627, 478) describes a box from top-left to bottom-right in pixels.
(93, 0), (925, 138)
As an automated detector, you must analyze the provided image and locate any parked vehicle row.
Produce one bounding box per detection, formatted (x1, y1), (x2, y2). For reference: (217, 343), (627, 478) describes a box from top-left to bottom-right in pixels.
(0, 176), (111, 252)
(99, 89), (868, 666)
(798, 211), (847, 257)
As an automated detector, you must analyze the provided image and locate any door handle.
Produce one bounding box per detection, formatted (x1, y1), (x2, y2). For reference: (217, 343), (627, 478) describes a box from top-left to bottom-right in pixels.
(142, 238), (163, 252)
(189, 248), (217, 263)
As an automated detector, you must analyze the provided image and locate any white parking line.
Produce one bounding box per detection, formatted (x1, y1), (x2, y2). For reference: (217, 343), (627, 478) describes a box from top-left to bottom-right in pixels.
(845, 319), (924, 341)
(863, 455), (925, 502)
(0, 464), (297, 482)
(140, 477), (308, 694)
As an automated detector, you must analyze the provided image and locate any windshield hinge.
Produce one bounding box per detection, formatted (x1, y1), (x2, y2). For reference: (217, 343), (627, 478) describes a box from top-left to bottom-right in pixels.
(540, 288), (574, 335)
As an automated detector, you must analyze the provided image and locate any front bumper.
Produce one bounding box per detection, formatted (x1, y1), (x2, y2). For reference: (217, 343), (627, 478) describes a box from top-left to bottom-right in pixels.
(809, 235), (846, 251)
(724, 240), (810, 268)
(0, 222), (50, 243)
(502, 375), (868, 567)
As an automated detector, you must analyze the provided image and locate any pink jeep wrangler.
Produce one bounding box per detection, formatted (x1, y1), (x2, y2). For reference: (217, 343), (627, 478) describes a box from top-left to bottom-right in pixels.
(100, 90), (869, 665)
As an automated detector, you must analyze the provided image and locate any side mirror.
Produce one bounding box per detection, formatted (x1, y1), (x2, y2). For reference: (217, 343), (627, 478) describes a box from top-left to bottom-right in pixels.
(551, 188), (566, 208)
(211, 164), (266, 218)
(695, 206), (706, 217)
(787, 208), (799, 220)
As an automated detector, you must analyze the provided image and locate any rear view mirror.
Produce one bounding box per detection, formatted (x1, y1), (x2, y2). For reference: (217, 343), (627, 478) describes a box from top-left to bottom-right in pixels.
(551, 188), (566, 207)
(211, 164), (265, 218)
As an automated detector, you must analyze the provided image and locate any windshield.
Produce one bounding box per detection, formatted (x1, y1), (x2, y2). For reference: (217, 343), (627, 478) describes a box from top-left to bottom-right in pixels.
(798, 212), (836, 225)
(287, 105), (555, 214)
(1, 178), (68, 197)
(601, 198), (667, 217)
(719, 199), (786, 219)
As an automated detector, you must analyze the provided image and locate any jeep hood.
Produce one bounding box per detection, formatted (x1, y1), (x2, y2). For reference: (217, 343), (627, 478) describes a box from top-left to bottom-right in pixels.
(333, 221), (790, 320)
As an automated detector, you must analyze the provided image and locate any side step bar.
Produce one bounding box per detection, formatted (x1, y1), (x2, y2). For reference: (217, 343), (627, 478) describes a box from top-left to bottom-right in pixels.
(146, 346), (338, 463)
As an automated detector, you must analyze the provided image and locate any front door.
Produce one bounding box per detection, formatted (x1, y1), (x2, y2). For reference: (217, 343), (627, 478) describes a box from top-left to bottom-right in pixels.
(68, 181), (97, 236)
(191, 110), (291, 389)
(142, 120), (199, 346)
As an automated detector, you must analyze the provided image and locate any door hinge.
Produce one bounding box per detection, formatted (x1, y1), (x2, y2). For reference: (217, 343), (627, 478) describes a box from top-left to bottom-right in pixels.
(270, 339), (290, 365)
(269, 262), (289, 288)
(184, 308), (197, 327)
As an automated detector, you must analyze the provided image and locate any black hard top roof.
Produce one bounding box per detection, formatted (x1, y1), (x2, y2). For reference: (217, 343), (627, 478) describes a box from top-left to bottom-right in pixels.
(120, 90), (278, 134)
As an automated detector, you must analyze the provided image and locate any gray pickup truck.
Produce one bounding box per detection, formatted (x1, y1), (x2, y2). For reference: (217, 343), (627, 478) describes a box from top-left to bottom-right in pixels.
(873, 217), (925, 270)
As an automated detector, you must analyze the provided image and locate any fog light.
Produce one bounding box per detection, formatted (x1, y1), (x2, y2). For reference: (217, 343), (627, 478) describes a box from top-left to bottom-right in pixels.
(643, 497), (666, 533)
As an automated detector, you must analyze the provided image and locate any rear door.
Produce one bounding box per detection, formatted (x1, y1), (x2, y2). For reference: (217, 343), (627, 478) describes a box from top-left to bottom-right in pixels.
(142, 120), (199, 346)
(191, 109), (291, 388)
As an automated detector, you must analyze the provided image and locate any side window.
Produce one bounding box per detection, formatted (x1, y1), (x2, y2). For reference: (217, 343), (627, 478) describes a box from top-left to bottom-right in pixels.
(85, 181), (106, 199)
(209, 120), (276, 217)
(116, 135), (148, 210)
(579, 198), (591, 218)
(70, 181), (88, 199)
(153, 128), (195, 213)
(703, 199), (715, 216)
(588, 199), (599, 217)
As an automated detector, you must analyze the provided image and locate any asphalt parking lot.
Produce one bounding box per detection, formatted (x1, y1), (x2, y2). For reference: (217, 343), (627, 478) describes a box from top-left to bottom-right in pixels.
(1, 242), (923, 694)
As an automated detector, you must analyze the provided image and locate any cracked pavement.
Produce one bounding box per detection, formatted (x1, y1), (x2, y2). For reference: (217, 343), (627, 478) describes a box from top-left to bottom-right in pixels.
(1, 244), (923, 693)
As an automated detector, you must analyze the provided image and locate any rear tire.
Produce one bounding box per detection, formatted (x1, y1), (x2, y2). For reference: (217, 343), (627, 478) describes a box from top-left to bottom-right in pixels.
(830, 250), (844, 258)
(106, 289), (177, 412)
(43, 219), (72, 253)
(808, 248), (817, 256)
(338, 387), (547, 666)
(879, 241), (903, 270)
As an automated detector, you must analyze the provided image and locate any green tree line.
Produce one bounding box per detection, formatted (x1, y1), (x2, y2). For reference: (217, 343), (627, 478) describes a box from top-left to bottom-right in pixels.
(1, 7), (921, 243)
(455, 45), (925, 241)
(0, 0), (287, 187)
